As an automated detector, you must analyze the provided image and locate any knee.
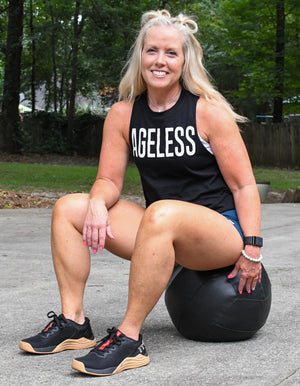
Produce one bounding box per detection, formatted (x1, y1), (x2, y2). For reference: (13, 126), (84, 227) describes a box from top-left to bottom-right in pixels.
(53, 194), (73, 218)
(52, 193), (88, 221)
(142, 200), (176, 233)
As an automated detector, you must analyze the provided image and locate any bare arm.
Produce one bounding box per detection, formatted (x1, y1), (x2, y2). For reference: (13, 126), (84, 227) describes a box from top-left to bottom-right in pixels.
(197, 99), (262, 293)
(82, 101), (133, 252)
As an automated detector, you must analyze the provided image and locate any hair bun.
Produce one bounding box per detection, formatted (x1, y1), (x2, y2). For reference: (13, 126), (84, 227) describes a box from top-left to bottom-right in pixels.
(174, 13), (198, 34)
(141, 10), (171, 26)
(141, 9), (198, 35)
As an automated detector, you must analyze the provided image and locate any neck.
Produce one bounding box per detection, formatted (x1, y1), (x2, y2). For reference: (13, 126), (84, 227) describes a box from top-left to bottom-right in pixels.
(147, 87), (182, 113)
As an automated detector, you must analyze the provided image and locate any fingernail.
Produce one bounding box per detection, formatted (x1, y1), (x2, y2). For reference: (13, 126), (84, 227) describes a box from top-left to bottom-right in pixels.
(252, 287), (255, 291)
(84, 241), (87, 245)
(247, 290), (251, 294)
(227, 274), (232, 279)
(93, 249), (97, 254)
(99, 246), (103, 252)
(239, 290), (242, 295)
(259, 279), (261, 283)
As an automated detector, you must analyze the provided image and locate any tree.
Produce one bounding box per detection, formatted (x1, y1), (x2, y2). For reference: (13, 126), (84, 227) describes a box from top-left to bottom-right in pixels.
(28, 0), (36, 111)
(1, 0), (24, 153)
(219, 0), (299, 120)
(67, 0), (85, 143)
(273, 0), (285, 122)
(2, 0), (298, 139)
(0, 1), (9, 99)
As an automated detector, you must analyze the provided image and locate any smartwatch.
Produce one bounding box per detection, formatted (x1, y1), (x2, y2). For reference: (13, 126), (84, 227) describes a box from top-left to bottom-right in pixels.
(244, 236), (263, 247)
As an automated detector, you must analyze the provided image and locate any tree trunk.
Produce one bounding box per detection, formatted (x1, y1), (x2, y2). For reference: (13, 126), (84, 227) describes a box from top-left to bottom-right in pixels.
(273, 0), (285, 123)
(59, 72), (65, 113)
(50, 4), (58, 112)
(67, 0), (81, 146)
(30, 0), (36, 112)
(1, 0), (24, 153)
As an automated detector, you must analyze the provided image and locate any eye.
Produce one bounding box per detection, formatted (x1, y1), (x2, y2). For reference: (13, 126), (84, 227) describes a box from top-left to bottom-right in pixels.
(167, 50), (177, 57)
(146, 48), (156, 54)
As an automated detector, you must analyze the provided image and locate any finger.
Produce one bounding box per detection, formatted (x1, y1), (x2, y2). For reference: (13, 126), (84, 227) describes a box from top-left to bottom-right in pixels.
(238, 276), (246, 294)
(86, 226), (92, 248)
(98, 226), (106, 251)
(82, 224), (87, 245)
(227, 264), (239, 279)
(252, 273), (260, 291)
(106, 223), (115, 240)
(245, 279), (253, 294)
(91, 227), (99, 253)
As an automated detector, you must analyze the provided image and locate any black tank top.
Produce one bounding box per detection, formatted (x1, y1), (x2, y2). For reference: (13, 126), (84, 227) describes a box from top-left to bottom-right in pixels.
(129, 88), (235, 212)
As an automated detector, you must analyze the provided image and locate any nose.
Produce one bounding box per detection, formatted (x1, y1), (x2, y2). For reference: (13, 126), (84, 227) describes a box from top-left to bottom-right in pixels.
(155, 51), (166, 66)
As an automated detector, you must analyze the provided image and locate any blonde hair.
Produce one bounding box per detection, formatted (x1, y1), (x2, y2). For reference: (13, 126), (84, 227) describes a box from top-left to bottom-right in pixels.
(119, 10), (246, 122)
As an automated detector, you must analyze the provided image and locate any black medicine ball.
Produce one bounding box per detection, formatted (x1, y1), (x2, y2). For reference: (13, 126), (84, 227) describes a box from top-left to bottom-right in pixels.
(165, 264), (271, 342)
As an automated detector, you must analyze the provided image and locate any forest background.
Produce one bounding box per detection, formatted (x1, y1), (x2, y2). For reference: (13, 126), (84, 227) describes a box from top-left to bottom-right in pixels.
(0, 0), (299, 159)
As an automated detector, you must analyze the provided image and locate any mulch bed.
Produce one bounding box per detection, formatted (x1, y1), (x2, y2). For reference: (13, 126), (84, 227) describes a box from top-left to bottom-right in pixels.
(0, 152), (99, 166)
(0, 189), (62, 209)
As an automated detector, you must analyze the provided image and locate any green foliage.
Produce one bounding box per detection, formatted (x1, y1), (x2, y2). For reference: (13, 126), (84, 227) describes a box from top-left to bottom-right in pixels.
(1, 0), (299, 125)
(20, 112), (68, 154)
(0, 60), (4, 101)
(218, 0), (300, 118)
(20, 111), (104, 156)
(0, 1), (8, 99)
(20, 0), (147, 111)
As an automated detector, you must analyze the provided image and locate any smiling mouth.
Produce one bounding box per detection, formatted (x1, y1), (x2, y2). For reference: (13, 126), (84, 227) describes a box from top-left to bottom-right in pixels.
(152, 70), (167, 77)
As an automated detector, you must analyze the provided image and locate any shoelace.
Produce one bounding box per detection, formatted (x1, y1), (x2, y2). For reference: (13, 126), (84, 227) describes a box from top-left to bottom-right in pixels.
(42, 311), (66, 333)
(93, 327), (122, 354)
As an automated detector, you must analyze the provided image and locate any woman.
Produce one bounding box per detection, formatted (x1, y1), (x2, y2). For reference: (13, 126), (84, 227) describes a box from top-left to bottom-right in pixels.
(20, 10), (263, 377)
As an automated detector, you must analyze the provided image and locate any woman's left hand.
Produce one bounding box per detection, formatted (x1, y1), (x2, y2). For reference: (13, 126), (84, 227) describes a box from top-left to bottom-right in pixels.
(228, 246), (262, 294)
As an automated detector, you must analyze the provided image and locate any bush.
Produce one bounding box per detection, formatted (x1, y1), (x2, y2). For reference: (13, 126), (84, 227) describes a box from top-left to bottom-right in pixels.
(20, 112), (104, 156)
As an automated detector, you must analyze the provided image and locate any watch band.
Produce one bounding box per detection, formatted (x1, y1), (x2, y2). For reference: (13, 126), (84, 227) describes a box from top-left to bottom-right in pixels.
(244, 236), (263, 247)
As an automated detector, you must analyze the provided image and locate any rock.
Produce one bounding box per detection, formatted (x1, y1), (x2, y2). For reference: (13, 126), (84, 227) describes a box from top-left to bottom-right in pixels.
(294, 187), (300, 203)
(282, 189), (295, 203)
(266, 191), (284, 203)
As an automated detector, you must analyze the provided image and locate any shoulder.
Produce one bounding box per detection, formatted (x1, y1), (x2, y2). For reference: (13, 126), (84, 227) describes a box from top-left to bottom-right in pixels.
(104, 100), (134, 134)
(197, 97), (234, 126)
(107, 100), (134, 118)
(196, 97), (239, 140)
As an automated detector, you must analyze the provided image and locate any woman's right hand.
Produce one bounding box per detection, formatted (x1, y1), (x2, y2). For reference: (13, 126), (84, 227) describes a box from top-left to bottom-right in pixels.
(82, 199), (115, 253)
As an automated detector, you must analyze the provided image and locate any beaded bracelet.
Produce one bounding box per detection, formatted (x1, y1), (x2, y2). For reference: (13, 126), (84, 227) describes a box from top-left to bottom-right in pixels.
(241, 249), (263, 262)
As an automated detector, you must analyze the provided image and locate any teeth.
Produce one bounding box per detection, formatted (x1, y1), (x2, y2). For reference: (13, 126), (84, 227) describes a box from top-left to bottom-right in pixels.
(153, 71), (166, 76)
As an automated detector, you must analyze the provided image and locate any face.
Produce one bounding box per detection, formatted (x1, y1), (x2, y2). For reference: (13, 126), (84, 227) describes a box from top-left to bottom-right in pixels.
(141, 25), (185, 92)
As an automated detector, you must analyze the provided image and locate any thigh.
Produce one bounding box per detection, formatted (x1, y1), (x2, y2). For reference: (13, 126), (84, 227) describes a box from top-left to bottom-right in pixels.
(55, 193), (145, 260)
(150, 200), (244, 270)
(105, 199), (145, 260)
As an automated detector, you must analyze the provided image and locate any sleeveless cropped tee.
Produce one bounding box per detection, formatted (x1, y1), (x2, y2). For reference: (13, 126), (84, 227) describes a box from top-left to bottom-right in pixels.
(129, 88), (235, 213)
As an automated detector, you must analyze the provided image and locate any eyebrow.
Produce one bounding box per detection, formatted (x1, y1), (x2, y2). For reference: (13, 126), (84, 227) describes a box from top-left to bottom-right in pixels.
(143, 44), (179, 51)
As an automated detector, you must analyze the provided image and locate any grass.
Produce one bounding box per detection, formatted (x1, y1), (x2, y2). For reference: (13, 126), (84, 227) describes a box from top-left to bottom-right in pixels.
(253, 168), (300, 192)
(0, 161), (299, 195)
(0, 162), (143, 195)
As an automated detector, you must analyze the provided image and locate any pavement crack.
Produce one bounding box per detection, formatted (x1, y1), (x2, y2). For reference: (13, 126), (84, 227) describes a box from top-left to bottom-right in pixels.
(273, 366), (300, 385)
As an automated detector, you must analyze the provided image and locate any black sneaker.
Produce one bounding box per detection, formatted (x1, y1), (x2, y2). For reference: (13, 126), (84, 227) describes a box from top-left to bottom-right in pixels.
(19, 311), (96, 354)
(72, 327), (150, 376)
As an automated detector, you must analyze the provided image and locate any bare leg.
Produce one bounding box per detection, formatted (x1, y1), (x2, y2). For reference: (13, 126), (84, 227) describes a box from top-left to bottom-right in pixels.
(51, 194), (91, 324)
(119, 200), (244, 340)
(51, 193), (144, 324)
